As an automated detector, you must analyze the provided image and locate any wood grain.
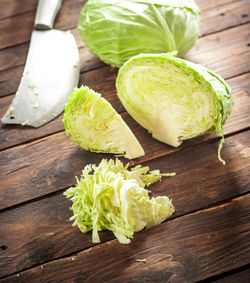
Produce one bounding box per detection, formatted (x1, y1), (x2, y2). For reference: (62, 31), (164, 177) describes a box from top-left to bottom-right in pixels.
(185, 23), (250, 79)
(0, 0), (37, 21)
(0, 84), (249, 210)
(2, 194), (249, 282)
(199, 0), (250, 36)
(0, 130), (249, 278)
(0, 0), (85, 50)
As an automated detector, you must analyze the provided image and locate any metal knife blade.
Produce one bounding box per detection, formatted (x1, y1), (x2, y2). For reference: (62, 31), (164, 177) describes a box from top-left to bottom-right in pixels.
(1, 0), (80, 127)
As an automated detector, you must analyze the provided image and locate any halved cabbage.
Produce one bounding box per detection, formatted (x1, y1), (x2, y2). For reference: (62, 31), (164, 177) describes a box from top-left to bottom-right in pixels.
(78, 0), (200, 67)
(64, 158), (175, 244)
(63, 86), (144, 159)
(116, 53), (234, 164)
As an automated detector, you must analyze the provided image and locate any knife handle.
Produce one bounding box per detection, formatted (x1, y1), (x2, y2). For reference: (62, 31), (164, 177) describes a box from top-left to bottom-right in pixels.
(34, 0), (63, 30)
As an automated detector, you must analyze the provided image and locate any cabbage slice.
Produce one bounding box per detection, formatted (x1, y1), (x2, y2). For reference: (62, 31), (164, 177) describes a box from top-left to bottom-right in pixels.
(63, 86), (144, 159)
(116, 53), (234, 164)
(64, 158), (175, 244)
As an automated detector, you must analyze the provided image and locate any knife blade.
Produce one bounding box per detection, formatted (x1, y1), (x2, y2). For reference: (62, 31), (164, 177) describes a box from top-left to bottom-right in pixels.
(1, 0), (80, 127)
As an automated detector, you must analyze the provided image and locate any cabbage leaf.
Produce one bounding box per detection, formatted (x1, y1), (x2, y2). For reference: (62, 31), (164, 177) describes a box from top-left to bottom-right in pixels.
(64, 159), (175, 244)
(78, 0), (200, 67)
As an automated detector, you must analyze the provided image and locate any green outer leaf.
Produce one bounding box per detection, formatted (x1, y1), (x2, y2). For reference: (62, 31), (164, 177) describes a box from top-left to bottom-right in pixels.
(78, 0), (200, 67)
(63, 86), (144, 159)
(116, 53), (234, 163)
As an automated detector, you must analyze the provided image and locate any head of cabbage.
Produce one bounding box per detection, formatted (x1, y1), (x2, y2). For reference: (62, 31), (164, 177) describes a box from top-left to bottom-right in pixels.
(78, 0), (200, 67)
(116, 53), (234, 164)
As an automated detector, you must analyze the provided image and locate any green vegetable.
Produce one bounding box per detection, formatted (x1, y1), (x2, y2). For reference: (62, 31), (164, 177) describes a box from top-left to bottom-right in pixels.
(78, 0), (200, 67)
(7, 106), (15, 115)
(63, 86), (144, 159)
(32, 97), (40, 109)
(116, 53), (234, 164)
(64, 159), (175, 244)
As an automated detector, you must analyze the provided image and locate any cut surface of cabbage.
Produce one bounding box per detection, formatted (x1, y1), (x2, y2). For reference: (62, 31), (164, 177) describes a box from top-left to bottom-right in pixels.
(63, 86), (145, 159)
(116, 53), (234, 163)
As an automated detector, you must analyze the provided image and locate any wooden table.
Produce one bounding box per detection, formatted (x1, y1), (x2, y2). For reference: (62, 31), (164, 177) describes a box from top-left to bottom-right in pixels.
(0, 0), (250, 281)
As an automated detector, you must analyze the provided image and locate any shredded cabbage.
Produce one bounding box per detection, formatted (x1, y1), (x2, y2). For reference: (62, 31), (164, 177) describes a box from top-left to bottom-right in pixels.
(64, 159), (175, 244)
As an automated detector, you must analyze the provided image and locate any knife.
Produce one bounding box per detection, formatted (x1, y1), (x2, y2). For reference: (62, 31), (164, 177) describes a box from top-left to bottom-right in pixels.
(1, 0), (80, 127)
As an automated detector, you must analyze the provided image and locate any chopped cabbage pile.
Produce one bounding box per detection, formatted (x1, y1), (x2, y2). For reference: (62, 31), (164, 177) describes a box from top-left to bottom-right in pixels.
(64, 159), (175, 244)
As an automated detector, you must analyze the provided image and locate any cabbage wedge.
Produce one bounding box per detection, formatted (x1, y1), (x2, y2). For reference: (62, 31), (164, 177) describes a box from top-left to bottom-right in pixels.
(116, 53), (234, 164)
(78, 0), (200, 67)
(64, 158), (175, 244)
(63, 86), (144, 159)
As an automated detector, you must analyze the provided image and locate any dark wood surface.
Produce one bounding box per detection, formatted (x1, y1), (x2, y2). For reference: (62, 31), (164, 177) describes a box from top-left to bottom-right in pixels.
(0, 0), (249, 281)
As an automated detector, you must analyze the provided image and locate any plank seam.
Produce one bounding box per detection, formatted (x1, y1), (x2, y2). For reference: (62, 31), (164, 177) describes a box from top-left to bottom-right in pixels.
(200, 0), (240, 12)
(199, 20), (250, 38)
(0, 9), (35, 22)
(197, 263), (250, 283)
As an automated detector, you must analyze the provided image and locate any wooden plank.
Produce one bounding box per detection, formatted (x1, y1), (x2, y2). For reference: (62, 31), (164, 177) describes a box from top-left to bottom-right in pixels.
(0, 129), (249, 278)
(1, 193), (249, 281)
(184, 23), (250, 79)
(0, 0), (37, 21)
(199, 0), (250, 36)
(212, 268), (250, 283)
(0, 1), (249, 79)
(0, 76), (249, 210)
(0, 0), (85, 50)
(0, 85), (249, 210)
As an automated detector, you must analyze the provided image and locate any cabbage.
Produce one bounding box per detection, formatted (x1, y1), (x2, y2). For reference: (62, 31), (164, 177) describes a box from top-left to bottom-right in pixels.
(64, 158), (175, 244)
(63, 86), (144, 159)
(116, 53), (234, 164)
(78, 0), (200, 67)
